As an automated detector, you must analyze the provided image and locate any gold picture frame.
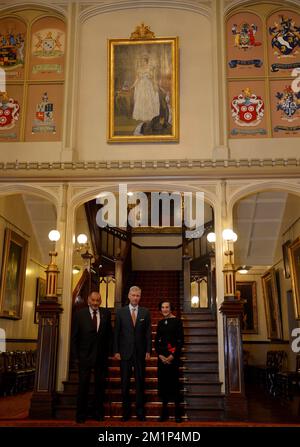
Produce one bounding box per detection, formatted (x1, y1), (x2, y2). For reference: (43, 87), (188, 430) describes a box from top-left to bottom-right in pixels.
(289, 237), (300, 320)
(0, 228), (28, 319)
(108, 36), (179, 142)
(261, 268), (283, 340)
(282, 239), (291, 279)
(236, 281), (258, 334)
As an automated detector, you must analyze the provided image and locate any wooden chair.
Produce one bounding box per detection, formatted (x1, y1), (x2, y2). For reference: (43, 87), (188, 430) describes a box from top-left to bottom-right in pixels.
(266, 350), (287, 396)
(276, 354), (300, 400)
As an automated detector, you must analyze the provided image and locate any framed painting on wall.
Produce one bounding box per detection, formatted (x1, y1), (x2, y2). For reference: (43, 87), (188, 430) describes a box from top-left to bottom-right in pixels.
(261, 268), (283, 340)
(0, 228), (28, 319)
(236, 281), (258, 334)
(282, 239), (291, 279)
(34, 277), (46, 324)
(108, 31), (179, 142)
(289, 237), (300, 320)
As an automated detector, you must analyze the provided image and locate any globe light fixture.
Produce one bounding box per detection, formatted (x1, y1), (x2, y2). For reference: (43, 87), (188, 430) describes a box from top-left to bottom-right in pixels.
(48, 230), (60, 242)
(191, 295), (199, 307)
(77, 233), (88, 245)
(222, 229), (238, 242)
(207, 232), (216, 243)
(237, 265), (250, 274)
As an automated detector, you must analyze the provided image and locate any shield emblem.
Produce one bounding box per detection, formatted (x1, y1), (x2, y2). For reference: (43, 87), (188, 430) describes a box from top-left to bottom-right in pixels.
(43, 38), (55, 53)
(0, 98), (20, 129)
(0, 108), (13, 127)
(231, 89), (264, 127)
(36, 111), (45, 121)
(272, 32), (299, 55)
(237, 104), (258, 123)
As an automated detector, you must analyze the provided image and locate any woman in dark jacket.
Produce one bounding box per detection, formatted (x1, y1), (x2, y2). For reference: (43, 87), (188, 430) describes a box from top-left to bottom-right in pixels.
(155, 301), (184, 422)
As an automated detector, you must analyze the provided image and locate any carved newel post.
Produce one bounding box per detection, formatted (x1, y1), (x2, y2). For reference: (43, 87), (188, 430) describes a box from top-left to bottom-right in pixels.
(219, 229), (248, 419)
(29, 234), (63, 419)
(182, 248), (192, 312)
(114, 252), (123, 309)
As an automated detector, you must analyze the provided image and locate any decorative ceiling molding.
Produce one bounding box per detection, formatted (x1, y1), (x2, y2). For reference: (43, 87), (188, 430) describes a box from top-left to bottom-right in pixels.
(0, 158), (299, 170)
(79, 0), (211, 23)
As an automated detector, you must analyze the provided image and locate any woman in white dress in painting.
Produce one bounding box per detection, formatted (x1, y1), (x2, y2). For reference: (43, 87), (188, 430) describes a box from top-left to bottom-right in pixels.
(132, 54), (160, 122)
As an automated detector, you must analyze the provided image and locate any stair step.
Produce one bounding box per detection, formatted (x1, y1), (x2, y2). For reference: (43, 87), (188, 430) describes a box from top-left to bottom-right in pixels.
(183, 321), (216, 328)
(183, 343), (218, 352)
(109, 357), (158, 367)
(184, 334), (218, 347)
(56, 390), (167, 405)
(184, 326), (217, 334)
(183, 353), (218, 362)
(184, 395), (224, 408)
(182, 343), (218, 357)
(184, 384), (222, 393)
(108, 367), (160, 378)
(182, 311), (214, 319)
(186, 408), (224, 421)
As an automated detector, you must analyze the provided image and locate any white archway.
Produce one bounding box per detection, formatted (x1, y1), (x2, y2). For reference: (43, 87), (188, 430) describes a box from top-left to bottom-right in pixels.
(0, 183), (59, 209)
(227, 180), (300, 216)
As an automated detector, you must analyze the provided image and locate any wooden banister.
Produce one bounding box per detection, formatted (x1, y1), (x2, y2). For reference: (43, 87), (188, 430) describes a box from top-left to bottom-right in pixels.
(72, 269), (91, 307)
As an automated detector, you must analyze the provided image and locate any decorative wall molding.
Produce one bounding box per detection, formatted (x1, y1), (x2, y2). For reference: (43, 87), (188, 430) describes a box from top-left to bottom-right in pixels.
(0, 158), (299, 172)
(224, 0), (300, 14)
(0, 1), (68, 16)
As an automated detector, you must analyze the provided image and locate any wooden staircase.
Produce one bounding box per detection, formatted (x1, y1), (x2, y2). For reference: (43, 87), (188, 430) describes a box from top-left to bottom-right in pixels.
(182, 311), (224, 420)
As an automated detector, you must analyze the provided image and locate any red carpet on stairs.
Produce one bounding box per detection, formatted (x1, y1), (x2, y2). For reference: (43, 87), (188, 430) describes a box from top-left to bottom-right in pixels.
(129, 271), (181, 321)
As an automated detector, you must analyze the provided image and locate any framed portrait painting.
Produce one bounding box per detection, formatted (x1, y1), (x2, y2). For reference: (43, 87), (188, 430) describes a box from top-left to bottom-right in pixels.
(108, 36), (179, 142)
(34, 277), (46, 324)
(0, 228), (28, 319)
(236, 281), (258, 334)
(289, 237), (300, 319)
(261, 268), (283, 340)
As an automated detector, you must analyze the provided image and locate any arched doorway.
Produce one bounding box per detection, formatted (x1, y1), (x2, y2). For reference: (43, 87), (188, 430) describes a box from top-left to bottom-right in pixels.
(232, 187), (300, 422)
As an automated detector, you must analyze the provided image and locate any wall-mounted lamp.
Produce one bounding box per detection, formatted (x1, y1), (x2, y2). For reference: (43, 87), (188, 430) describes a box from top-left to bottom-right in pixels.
(221, 229), (238, 300)
(222, 228), (238, 265)
(222, 229), (238, 242)
(74, 233), (93, 270)
(207, 232), (216, 243)
(48, 230), (60, 243)
(72, 265), (81, 275)
(206, 232), (216, 256)
(74, 233), (89, 253)
(191, 295), (200, 308)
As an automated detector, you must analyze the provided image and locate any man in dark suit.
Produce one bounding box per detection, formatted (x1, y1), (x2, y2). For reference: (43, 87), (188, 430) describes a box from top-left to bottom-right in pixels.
(71, 291), (112, 423)
(114, 286), (152, 421)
